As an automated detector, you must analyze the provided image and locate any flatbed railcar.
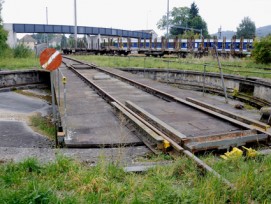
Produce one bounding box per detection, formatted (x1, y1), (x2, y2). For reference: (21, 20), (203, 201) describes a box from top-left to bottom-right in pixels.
(62, 36), (253, 58)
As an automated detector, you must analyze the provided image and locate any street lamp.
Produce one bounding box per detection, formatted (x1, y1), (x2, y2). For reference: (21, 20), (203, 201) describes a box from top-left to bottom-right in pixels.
(45, 6), (49, 47)
(166, 0), (169, 39)
(74, 0), (77, 49)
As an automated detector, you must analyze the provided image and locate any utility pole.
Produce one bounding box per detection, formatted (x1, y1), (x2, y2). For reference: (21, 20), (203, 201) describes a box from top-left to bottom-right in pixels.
(46, 7), (48, 25)
(166, 0), (169, 39)
(46, 6), (49, 47)
(74, 0), (78, 49)
(218, 26), (222, 39)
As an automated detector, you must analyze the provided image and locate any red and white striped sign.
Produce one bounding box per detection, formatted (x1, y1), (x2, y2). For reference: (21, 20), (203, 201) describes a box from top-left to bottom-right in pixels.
(40, 48), (62, 71)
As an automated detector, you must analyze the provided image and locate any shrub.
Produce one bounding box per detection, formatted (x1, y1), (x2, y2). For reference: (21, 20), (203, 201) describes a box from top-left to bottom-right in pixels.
(252, 35), (271, 64)
(13, 44), (33, 58)
(0, 47), (13, 58)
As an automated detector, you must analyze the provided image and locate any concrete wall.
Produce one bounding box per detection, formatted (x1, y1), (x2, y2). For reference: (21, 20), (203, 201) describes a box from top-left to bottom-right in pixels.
(3, 23), (17, 48)
(86, 34), (101, 50)
(0, 70), (50, 89)
(122, 68), (271, 102)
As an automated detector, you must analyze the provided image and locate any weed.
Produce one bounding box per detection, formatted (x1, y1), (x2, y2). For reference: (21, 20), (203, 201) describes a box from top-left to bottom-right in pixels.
(13, 44), (34, 58)
(0, 56), (39, 70)
(30, 113), (56, 140)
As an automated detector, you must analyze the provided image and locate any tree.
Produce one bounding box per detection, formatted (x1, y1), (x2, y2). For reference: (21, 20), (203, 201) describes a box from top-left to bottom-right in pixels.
(61, 35), (67, 48)
(157, 2), (209, 38)
(236, 17), (256, 38)
(252, 35), (271, 64)
(189, 2), (199, 19)
(0, 0), (3, 24)
(189, 16), (208, 37)
(0, 0), (8, 55)
(157, 7), (189, 33)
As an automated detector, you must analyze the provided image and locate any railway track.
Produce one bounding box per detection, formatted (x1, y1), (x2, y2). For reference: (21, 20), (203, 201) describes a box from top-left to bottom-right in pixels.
(59, 56), (270, 188)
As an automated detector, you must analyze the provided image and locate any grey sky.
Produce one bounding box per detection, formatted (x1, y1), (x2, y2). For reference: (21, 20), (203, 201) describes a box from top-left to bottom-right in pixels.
(2, 0), (270, 37)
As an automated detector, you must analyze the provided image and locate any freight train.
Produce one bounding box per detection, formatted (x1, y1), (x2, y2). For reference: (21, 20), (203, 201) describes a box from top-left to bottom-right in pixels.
(62, 36), (253, 58)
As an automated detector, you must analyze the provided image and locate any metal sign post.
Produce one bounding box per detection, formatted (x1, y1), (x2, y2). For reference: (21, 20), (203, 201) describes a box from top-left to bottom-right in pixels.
(63, 77), (67, 137)
(40, 48), (63, 146)
(50, 72), (57, 145)
(202, 64), (206, 96)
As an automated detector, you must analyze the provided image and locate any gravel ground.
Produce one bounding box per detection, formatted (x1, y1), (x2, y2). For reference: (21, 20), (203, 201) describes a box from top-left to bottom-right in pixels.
(0, 146), (150, 165)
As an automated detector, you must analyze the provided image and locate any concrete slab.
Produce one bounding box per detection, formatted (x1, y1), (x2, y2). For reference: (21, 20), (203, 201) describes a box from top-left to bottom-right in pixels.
(78, 69), (240, 138)
(0, 120), (54, 148)
(0, 91), (54, 148)
(56, 67), (142, 147)
(93, 73), (111, 80)
(58, 60), (269, 152)
(0, 91), (49, 114)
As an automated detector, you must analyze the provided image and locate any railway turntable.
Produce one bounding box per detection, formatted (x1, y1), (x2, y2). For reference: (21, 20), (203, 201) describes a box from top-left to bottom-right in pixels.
(55, 57), (270, 153)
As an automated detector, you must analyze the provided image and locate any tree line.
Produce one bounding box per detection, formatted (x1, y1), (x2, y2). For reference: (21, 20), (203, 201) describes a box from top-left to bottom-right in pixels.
(157, 2), (256, 39)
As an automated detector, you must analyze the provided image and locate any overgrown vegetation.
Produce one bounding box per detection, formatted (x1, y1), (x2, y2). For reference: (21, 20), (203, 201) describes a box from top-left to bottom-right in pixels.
(0, 54), (39, 70)
(0, 0), (8, 58)
(0, 153), (271, 203)
(252, 35), (271, 64)
(74, 55), (271, 79)
(0, 42), (38, 69)
(13, 44), (33, 58)
(30, 114), (55, 140)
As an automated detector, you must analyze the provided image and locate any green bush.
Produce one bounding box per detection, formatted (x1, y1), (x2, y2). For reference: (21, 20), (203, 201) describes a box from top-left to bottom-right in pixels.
(0, 47), (13, 58)
(13, 44), (33, 58)
(0, 25), (8, 57)
(252, 35), (271, 64)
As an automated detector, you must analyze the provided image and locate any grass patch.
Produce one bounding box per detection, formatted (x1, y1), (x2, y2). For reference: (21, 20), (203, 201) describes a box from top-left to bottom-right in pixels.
(30, 114), (56, 140)
(74, 55), (271, 79)
(0, 153), (271, 203)
(1, 54), (270, 79)
(0, 56), (40, 70)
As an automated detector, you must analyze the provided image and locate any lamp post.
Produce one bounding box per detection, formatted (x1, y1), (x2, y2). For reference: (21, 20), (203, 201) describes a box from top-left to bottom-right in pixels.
(45, 6), (49, 47)
(166, 0), (169, 39)
(46, 7), (48, 25)
(74, 0), (77, 49)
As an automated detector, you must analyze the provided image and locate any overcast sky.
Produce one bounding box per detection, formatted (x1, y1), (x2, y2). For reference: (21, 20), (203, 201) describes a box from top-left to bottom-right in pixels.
(2, 0), (270, 37)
